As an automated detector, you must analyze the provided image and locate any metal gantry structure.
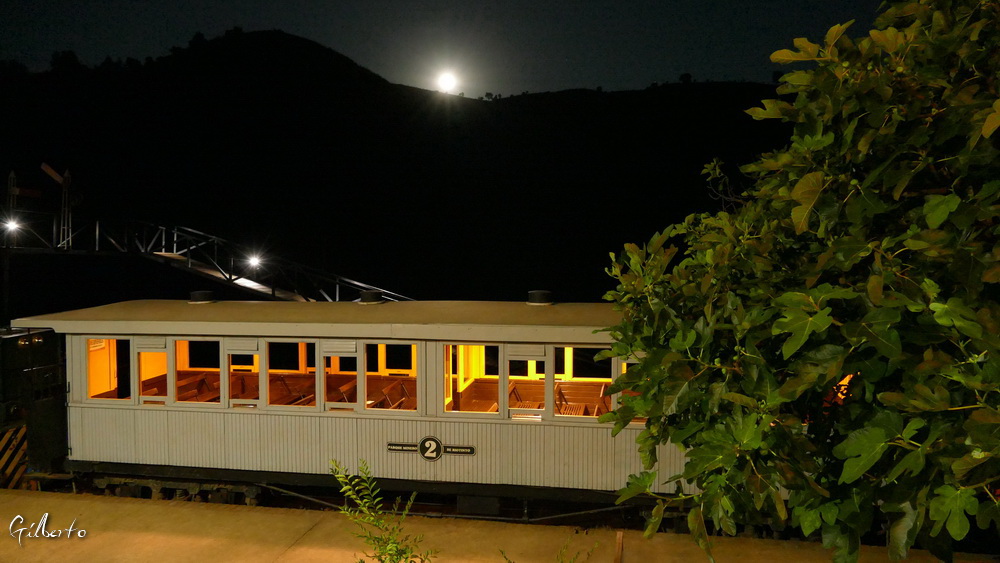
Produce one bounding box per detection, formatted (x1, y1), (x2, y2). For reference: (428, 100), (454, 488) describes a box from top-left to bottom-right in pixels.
(100, 221), (412, 302)
(2, 175), (410, 303)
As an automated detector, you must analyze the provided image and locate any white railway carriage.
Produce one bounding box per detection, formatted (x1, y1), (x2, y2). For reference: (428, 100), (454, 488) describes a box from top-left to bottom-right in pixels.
(13, 298), (687, 499)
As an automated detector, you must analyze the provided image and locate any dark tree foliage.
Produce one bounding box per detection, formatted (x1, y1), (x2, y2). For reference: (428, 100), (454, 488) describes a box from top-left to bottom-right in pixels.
(603, 1), (1000, 561)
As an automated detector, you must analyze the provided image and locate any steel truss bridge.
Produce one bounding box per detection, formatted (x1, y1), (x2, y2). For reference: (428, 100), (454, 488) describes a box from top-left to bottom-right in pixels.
(1, 216), (410, 303)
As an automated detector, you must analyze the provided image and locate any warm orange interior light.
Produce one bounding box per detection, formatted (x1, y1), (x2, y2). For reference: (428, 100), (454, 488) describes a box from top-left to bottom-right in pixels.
(139, 351), (167, 397)
(834, 373), (855, 402)
(87, 339), (116, 397)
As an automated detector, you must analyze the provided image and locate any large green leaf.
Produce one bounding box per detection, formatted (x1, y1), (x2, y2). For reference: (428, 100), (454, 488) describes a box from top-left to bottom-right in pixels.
(616, 470), (658, 504)
(928, 486), (978, 540)
(790, 171), (826, 234)
(833, 427), (889, 484)
(923, 194), (961, 229)
(825, 20), (854, 48)
(977, 501), (1000, 532)
(886, 501), (918, 560)
(951, 449), (993, 480)
(771, 46), (823, 64)
(645, 500), (665, 538)
(888, 449), (925, 481)
(746, 99), (794, 120)
(779, 344), (846, 400)
(797, 506), (822, 536)
(930, 297), (984, 339)
(688, 506), (716, 562)
(772, 308), (833, 359)
(983, 100), (1000, 138)
(720, 392), (757, 409)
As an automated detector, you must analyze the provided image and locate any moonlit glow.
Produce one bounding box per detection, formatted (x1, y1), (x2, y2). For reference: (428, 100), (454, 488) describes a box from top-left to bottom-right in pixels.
(437, 72), (458, 93)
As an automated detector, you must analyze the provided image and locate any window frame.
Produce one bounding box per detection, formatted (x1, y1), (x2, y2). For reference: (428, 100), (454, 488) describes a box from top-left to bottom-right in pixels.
(171, 337), (225, 409)
(321, 350), (361, 413)
(505, 344), (551, 421)
(136, 338), (169, 406)
(360, 339), (423, 416)
(263, 338), (321, 412)
(551, 344), (616, 420)
(225, 337), (263, 409)
(439, 342), (503, 418)
(80, 335), (136, 405)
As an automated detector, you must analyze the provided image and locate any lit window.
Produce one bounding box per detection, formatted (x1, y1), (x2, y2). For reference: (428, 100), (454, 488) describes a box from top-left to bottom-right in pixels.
(324, 355), (358, 410)
(444, 345), (500, 413)
(229, 353), (260, 402)
(553, 347), (612, 417)
(138, 351), (167, 398)
(365, 343), (417, 410)
(267, 342), (316, 407)
(175, 340), (221, 404)
(507, 359), (545, 418)
(87, 338), (131, 400)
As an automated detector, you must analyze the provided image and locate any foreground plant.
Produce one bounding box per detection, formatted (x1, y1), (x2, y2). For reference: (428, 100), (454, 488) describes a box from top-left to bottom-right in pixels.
(499, 538), (598, 563)
(602, 1), (1000, 561)
(330, 460), (436, 563)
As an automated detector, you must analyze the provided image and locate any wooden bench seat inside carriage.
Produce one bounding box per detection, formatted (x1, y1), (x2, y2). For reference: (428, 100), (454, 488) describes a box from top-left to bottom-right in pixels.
(446, 379), (499, 412)
(556, 381), (611, 416)
(229, 372), (260, 400)
(176, 371), (222, 403)
(325, 377), (358, 403)
(507, 381), (543, 409)
(140, 373), (167, 396)
(268, 372), (317, 406)
(362, 376), (418, 410)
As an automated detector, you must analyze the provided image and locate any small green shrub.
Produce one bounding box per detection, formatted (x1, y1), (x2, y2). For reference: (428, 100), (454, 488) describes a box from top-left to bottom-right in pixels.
(499, 538), (598, 563)
(330, 460), (436, 563)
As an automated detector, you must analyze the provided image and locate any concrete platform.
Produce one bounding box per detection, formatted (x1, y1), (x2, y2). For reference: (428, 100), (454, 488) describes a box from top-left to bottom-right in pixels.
(0, 489), (994, 562)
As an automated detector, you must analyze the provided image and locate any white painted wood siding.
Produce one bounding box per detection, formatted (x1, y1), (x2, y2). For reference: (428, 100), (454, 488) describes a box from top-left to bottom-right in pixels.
(67, 406), (686, 494)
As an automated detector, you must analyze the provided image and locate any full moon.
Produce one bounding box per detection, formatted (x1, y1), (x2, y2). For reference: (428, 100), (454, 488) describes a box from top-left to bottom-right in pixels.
(437, 72), (458, 93)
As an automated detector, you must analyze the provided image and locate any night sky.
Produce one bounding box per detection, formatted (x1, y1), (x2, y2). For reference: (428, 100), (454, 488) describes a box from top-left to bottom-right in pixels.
(5, 1), (880, 95)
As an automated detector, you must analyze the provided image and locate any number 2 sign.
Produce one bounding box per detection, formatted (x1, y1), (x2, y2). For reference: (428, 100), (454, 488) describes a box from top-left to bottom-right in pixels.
(386, 436), (476, 461)
(418, 436), (443, 461)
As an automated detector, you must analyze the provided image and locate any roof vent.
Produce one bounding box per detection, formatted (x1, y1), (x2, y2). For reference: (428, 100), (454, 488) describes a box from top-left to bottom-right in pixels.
(189, 290), (216, 304)
(527, 290), (554, 306)
(358, 290), (385, 304)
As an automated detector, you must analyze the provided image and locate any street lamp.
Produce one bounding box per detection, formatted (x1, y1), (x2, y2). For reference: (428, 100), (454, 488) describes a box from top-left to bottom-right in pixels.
(2, 219), (15, 325)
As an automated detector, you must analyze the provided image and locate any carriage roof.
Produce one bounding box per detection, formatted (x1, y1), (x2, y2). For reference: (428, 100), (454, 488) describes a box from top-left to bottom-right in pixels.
(13, 300), (620, 343)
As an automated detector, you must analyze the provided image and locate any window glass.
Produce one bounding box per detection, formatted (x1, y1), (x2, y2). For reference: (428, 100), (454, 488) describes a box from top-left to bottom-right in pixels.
(507, 359), (544, 418)
(324, 355), (358, 409)
(508, 359), (544, 378)
(229, 353), (260, 401)
(138, 351), (167, 397)
(444, 345), (499, 413)
(87, 338), (131, 400)
(554, 347), (612, 417)
(365, 343), (417, 410)
(267, 342), (316, 407)
(175, 340), (221, 403)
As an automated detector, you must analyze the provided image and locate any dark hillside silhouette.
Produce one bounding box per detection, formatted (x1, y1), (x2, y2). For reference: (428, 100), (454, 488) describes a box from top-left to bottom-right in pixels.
(0, 29), (789, 306)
